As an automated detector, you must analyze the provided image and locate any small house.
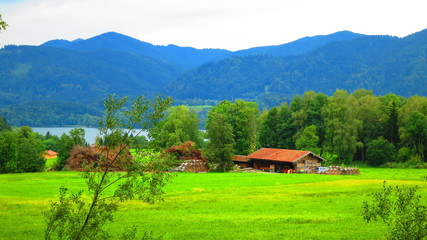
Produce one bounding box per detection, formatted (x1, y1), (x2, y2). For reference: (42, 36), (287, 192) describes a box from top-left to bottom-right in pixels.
(235, 148), (326, 173)
(43, 150), (58, 159)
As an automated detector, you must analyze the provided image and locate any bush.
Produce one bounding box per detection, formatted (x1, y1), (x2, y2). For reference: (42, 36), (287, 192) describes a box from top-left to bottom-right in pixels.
(366, 137), (395, 166)
(363, 182), (427, 240)
(395, 147), (413, 162)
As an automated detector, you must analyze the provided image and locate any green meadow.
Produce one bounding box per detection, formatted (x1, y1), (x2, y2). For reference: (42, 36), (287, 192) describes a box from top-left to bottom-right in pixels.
(1, 168), (427, 239)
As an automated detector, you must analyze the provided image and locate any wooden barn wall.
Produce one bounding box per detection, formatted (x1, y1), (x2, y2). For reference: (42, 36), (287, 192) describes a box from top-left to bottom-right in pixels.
(295, 155), (322, 172)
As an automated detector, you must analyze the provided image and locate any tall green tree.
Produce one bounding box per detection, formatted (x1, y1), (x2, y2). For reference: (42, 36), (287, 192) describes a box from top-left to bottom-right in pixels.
(402, 111), (427, 159)
(322, 90), (361, 162)
(0, 130), (17, 173)
(259, 107), (281, 148)
(385, 100), (400, 145)
(352, 90), (386, 160)
(295, 125), (320, 154)
(209, 100), (259, 155)
(399, 96), (427, 125)
(150, 105), (201, 149)
(277, 103), (296, 149)
(205, 113), (235, 172)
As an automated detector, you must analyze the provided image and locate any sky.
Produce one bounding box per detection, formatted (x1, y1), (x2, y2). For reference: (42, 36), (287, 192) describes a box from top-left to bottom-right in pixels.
(0, 0), (426, 51)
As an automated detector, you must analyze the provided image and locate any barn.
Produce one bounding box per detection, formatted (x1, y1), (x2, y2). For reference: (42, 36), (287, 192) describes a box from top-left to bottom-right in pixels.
(234, 148), (326, 173)
(43, 150), (58, 159)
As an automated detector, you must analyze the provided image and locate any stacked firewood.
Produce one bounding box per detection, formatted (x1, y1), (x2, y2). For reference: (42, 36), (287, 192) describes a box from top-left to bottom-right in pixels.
(326, 166), (360, 175)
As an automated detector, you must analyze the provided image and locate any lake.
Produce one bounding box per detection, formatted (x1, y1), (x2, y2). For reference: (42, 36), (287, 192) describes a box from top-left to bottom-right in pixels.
(32, 127), (147, 144)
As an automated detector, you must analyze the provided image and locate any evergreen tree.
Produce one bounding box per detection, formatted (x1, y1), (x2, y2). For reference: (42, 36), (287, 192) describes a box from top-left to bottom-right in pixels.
(385, 100), (399, 145)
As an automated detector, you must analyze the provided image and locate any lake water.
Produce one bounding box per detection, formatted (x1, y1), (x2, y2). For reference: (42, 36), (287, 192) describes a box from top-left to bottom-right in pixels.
(32, 127), (147, 144)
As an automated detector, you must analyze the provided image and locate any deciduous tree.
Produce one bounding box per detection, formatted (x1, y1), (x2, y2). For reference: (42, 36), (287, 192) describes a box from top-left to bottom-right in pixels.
(205, 113), (235, 172)
(322, 90), (361, 162)
(295, 125), (320, 154)
(150, 105), (201, 149)
(209, 100), (259, 155)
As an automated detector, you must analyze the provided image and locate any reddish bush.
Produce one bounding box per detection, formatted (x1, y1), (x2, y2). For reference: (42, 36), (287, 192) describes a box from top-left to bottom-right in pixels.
(165, 141), (208, 172)
(165, 141), (206, 161)
(67, 145), (133, 171)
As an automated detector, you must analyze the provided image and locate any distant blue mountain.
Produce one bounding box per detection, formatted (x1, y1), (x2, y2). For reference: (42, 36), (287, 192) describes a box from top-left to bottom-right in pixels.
(230, 31), (366, 57)
(42, 32), (231, 69)
(42, 31), (366, 69)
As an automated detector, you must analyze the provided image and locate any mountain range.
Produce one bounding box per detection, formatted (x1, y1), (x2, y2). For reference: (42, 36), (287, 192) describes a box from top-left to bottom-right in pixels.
(1, 28), (427, 126)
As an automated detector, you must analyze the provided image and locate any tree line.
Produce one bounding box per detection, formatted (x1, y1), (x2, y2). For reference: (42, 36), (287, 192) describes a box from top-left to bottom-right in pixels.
(151, 89), (427, 169)
(1, 88), (427, 173)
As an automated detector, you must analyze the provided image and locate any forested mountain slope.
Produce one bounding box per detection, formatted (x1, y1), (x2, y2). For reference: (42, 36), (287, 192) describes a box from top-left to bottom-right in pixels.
(169, 29), (427, 100)
(0, 45), (182, 106)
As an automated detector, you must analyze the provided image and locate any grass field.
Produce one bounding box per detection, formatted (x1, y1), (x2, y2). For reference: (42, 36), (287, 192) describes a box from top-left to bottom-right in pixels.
(1, 168), (426, 239)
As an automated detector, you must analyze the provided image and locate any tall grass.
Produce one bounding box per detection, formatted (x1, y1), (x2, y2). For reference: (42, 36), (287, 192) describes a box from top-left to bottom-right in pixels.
(0, 168), (426, 239)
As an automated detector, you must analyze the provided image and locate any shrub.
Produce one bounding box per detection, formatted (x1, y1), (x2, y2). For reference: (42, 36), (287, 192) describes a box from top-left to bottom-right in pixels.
(366, 137), (395, 166)
(362, 182), (427, 240)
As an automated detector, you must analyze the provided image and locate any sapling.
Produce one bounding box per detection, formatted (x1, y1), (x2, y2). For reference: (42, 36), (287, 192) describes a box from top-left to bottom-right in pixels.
(362, 181), (427, 240)
(44, 95), (173, 240)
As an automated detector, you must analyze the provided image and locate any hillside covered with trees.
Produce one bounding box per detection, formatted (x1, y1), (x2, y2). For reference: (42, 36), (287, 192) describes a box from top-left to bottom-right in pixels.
(170, 29), (427, 100)
(1, 29), (427, 126)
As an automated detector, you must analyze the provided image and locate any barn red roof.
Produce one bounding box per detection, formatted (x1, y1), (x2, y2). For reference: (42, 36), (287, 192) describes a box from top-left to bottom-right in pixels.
(247, 148), (325, 163)
(44, 150), (57, 156)
(232, 155), (250, 162)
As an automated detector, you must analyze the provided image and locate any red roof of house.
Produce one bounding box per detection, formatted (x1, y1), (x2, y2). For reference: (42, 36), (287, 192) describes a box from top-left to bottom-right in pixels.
(44, 150), (57, 156)
(232, 155), (250, 162)
(247, 148), (325, 163)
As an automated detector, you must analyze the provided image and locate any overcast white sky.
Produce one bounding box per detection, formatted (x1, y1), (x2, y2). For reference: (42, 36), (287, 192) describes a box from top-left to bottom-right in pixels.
(0, 0), (426, 51)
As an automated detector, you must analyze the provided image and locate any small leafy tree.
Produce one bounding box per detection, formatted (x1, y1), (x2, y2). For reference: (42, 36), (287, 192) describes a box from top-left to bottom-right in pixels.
(16, 127), (46, 172)
(362, 182), (427, 240)
(56, 128), (87, 170)
(44, 95), (173, 240)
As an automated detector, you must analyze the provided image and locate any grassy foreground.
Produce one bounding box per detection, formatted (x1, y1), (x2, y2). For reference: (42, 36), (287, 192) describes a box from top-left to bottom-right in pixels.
(0, 168), (426, 239)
